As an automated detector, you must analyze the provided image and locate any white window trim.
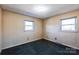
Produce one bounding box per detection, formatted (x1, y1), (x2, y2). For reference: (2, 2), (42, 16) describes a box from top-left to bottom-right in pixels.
(24, 20), (34, 31)
(60, 16), (77, 32)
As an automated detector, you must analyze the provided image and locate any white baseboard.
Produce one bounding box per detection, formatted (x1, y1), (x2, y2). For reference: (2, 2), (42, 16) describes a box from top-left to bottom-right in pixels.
(2, 38), (42, 50)
(45, 38), (79, 50)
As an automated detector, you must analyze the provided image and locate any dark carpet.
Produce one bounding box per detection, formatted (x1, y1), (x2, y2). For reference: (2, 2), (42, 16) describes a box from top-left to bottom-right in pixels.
(1, 39), (79, 55)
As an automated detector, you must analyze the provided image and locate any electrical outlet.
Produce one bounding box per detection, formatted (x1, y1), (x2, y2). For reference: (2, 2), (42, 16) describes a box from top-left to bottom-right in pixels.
(55, 37), (57, 40)
(27, 37), (29, 40)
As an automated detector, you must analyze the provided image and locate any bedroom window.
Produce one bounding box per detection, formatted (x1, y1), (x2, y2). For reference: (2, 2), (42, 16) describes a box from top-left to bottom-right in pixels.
(24, 21), (34, 31)
(61, 17), (76, 32)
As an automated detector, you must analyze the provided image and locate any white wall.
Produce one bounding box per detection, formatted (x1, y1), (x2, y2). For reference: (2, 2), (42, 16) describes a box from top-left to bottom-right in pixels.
(44, 10), (79, 49)
(2, 10), (43, 49)
(0, 8), (2, 52)
(2, 9), (79, 50)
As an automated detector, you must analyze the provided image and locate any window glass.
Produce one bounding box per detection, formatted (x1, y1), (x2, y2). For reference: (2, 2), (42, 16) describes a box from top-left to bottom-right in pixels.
(61, 17), (76, 32)
(24, 21), (34, 31)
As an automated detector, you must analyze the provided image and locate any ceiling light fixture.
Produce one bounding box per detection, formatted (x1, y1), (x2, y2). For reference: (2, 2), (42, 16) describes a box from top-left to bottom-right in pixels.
(33, 5), (48, 13)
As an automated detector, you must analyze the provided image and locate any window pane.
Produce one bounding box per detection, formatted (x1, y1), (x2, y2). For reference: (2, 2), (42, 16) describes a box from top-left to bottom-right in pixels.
(25, 26), (33, 30)
(24, 21), (34, 31)
(61, 25), (75, 31)
(62, 18), (75, 25)
(25, 21), (33, 25)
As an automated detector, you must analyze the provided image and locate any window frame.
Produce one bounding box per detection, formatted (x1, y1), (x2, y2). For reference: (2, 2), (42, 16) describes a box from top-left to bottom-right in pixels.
(24, 20), (34, 31)
(60, 16), (77, 32)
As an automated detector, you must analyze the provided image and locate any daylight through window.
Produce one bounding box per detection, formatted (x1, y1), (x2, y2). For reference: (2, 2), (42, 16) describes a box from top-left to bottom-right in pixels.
(61, 17), (76, 32)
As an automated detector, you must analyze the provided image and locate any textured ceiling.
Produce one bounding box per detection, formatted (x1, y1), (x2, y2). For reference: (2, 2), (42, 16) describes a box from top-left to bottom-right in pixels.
(1, 4), (79, 19)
